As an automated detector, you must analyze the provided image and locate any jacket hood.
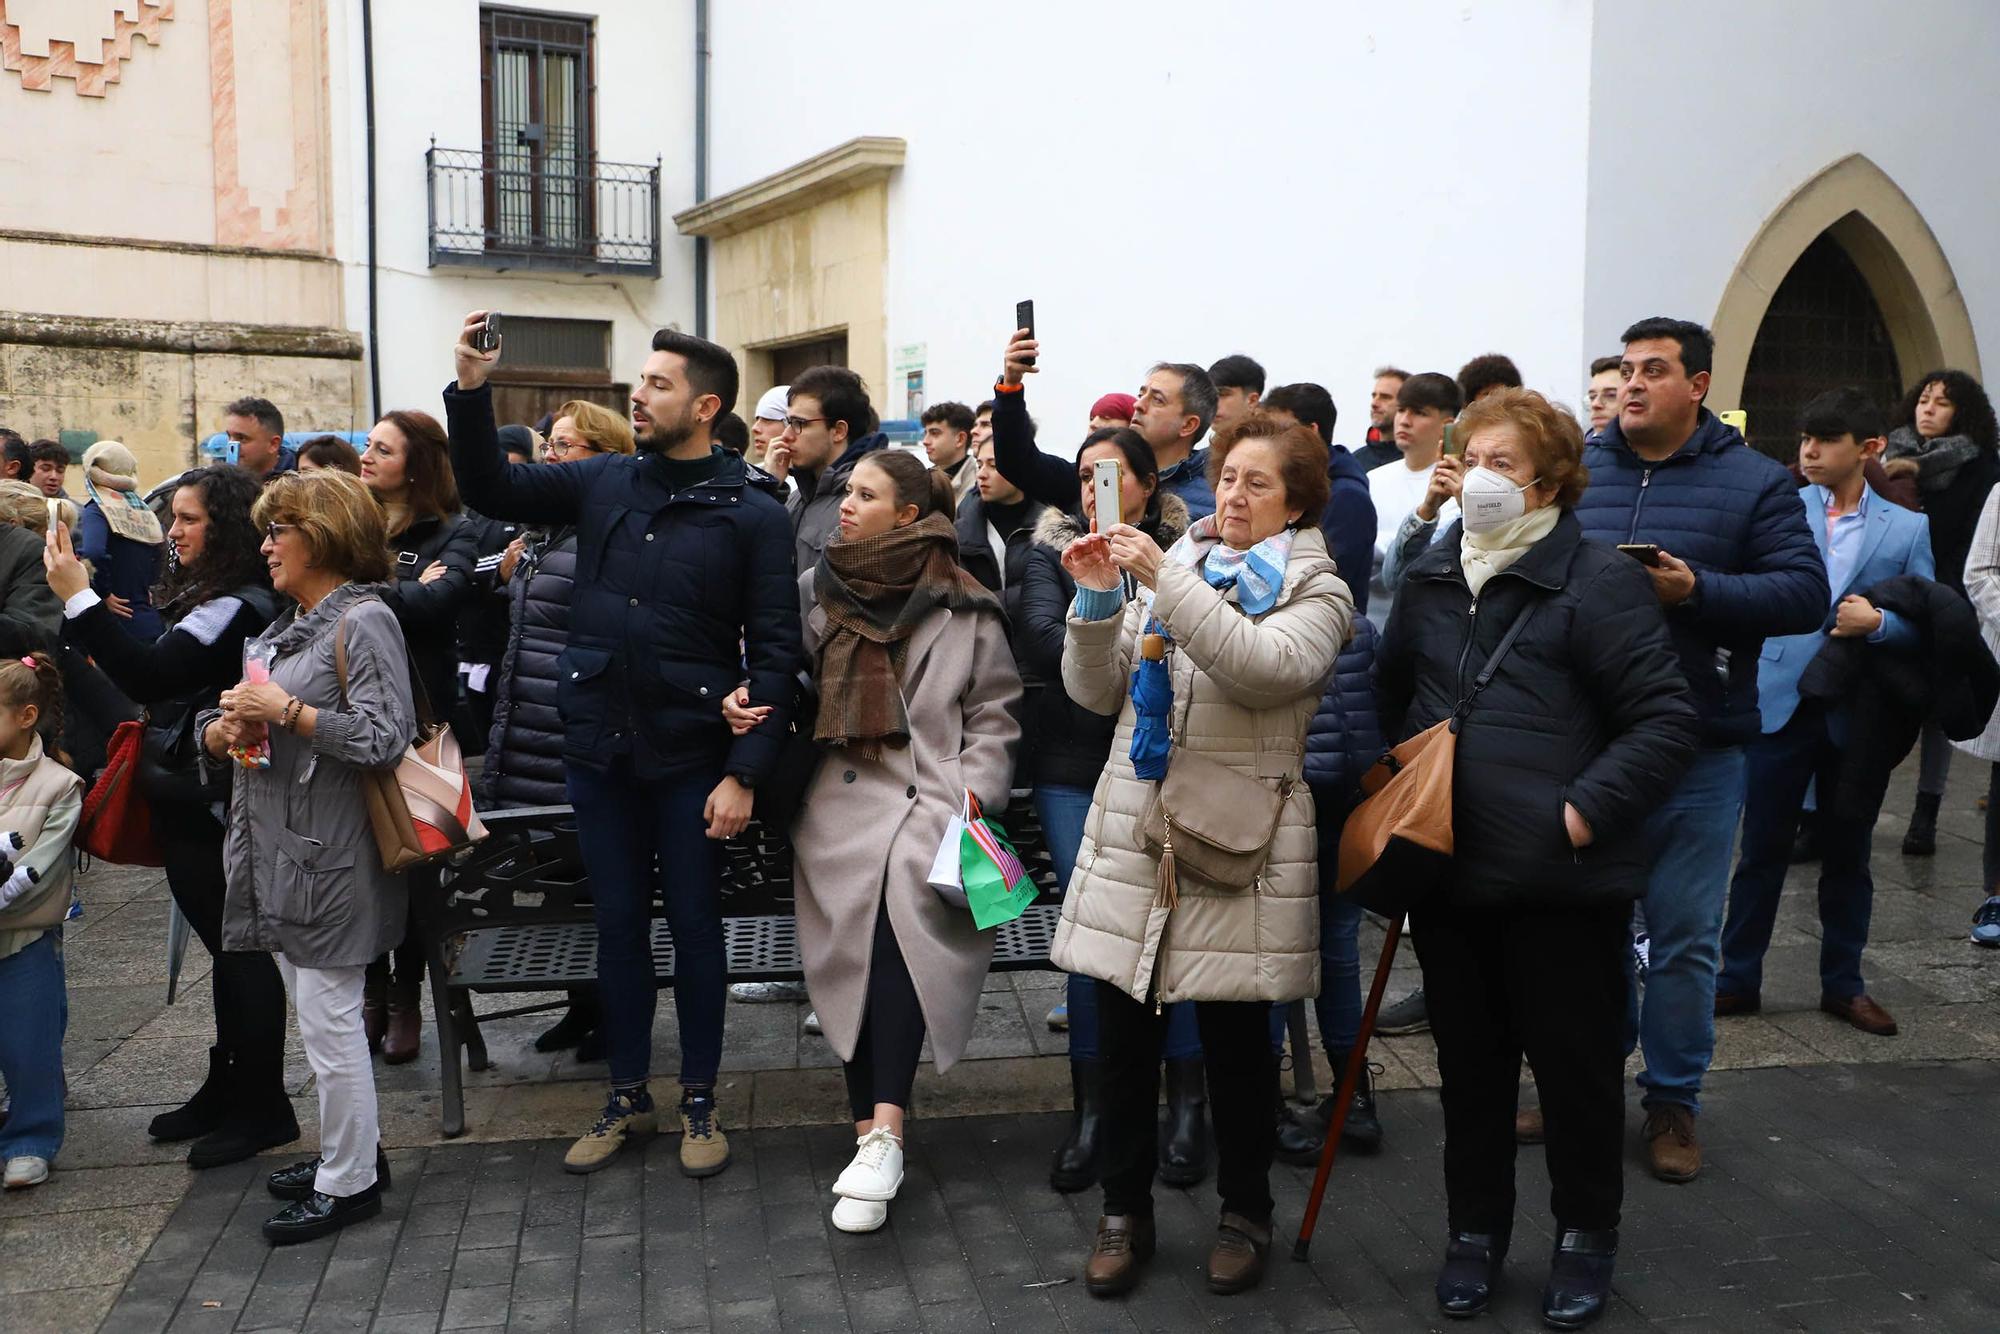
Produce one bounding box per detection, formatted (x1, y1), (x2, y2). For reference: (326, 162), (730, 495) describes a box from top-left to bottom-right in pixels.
(824, 432), (890, 482)
(1327, 444), (1370, 489)
(264, 581), (386, 657)
(1594, 407), (1744, 463)
(1032, 491), (1191, 553)
(704, 447), (786, 502)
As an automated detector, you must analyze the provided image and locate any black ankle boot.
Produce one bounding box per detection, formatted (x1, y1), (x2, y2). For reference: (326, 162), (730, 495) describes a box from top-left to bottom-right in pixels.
(149, 1046), (231, 1142)
(535, 1005), (595, 1053)
(1435, 1229), (1508, 1318)
(1542, 1228), (1618, 1330)
(1157, 1058), (1209, 1187)
(1333, 1049), (1383, 1155)
(188, 1050), (300, 1169)
(1050, 1059), (1104, 1193)
(1274, 1085), (1324, 1167)
(1902, 792), (1940, 856)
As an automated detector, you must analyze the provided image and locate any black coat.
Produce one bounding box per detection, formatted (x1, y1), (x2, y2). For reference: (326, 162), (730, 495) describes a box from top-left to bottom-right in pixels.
(1378, 511), (1701, 908)
(955, 492), (1051, 631)
(480, 529), (576, 809)
(1015, 495), (1189, 789)
(456, 510), (529, 668)
(1800, 574), (2000, 819)
(445, 382), (802, 784)
(379, 512), (479, 716)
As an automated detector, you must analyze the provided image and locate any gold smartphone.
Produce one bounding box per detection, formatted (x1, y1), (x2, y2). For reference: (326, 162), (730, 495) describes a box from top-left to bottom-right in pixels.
(1719, 409), (1747, 435)
(1092, 457), (1121, 533)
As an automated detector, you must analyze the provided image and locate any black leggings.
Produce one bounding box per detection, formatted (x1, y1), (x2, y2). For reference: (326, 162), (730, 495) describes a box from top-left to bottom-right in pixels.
(1986, 763), (2000, 895)
(366, 874), (434, 988)
(842, 902), (927, 1123)
(156, 807), (287, 1071)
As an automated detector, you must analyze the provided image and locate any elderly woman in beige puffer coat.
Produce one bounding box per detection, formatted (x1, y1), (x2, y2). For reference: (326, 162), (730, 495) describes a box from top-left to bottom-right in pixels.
(1050, 411), (1353, 1301)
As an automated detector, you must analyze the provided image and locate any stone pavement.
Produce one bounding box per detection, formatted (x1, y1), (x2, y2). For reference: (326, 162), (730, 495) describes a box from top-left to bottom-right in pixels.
(94, 1060), (2000, 1332)
(0, 763), (1991, 1330)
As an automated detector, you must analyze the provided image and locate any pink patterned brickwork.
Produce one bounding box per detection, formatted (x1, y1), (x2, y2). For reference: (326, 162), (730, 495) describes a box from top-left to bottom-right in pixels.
(209, 0), (326, 253)
(0, 0), (173, 97)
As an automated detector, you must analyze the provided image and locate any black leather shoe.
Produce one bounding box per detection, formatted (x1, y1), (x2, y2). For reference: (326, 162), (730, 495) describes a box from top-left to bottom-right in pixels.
(267, 1147), (392, 1201)
(1542, 1228), (1617, 1330)
(262, 1185), (383, 1245)
(1435, 1229), (1508, 1318)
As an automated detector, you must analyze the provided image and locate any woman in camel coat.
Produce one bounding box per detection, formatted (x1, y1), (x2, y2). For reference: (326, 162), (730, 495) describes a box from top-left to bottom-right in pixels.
(734, 448), (1021, 1235)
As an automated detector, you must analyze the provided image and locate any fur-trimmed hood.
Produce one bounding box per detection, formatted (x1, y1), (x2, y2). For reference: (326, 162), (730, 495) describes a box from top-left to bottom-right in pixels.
(1032, 491), (1190, 553)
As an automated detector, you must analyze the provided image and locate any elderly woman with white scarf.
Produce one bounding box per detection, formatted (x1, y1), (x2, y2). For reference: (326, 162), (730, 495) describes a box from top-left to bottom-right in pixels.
(1051, 410), (1353, 1301)
(1376, 388), (1700, 1330)
(74, 441), (165, 642)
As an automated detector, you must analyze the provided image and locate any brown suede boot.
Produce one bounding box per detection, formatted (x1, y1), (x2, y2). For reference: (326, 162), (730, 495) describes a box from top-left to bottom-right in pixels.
(383, 981), (422, 1065)
(1205, 1212), (1272, 1295)
(1083, 1214), (1155, 1298)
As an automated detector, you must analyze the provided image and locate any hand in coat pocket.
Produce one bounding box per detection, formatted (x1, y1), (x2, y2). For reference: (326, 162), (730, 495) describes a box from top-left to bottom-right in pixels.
(1564, 801), (1594, 849)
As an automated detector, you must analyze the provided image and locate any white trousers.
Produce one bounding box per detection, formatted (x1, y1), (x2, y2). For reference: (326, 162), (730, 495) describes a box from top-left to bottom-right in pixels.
(277, 955), (381, 1197)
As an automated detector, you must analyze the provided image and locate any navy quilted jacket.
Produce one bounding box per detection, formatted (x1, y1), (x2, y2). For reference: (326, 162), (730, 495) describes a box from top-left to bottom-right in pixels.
(1302, 614), (1383, 823)
(444, 382), (802, 784)
(1574, 411), (1828, 746)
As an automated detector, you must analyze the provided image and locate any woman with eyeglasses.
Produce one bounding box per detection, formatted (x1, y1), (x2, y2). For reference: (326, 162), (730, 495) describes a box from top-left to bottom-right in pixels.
(484, 400), (633, 1059)
(356, 410), (478, 1064)
(197, 469), (416, 1245)
(43, 465), (296, 1171)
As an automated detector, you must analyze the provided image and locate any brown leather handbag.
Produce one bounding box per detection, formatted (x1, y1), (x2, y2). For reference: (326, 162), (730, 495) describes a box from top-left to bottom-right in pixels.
(1141, 747), (1292, 907)
(1337, 601), (1542, 917)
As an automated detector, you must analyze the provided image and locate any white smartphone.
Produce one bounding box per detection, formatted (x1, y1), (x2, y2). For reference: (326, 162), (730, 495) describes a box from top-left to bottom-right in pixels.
(1092, 457), (1122, 534)
(45, 498), (60, 534)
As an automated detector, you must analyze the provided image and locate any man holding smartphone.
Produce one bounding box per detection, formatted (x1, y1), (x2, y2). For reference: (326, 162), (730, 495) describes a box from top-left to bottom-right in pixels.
(1564, 317), (1826, 1184)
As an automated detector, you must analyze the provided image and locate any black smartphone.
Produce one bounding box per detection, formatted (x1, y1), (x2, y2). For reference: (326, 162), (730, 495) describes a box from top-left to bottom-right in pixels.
(1015, 299), (1035, 366)
(1617, 543), (1662, 567)
(474, 311), (503, 353)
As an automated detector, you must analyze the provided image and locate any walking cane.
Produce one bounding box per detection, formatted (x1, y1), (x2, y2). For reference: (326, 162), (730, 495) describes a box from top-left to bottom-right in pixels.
(1293, 913), (1405, 1261)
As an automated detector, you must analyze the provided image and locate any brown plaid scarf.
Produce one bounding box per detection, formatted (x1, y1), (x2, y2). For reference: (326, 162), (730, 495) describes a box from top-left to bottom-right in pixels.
(814, 511), (1000, 756)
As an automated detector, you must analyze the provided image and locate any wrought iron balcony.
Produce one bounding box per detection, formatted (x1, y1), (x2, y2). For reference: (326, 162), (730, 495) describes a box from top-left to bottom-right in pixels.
(426, 142), (661, 277)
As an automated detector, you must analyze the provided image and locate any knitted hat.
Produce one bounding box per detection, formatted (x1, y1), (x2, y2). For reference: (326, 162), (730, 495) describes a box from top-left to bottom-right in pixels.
(1089, 393), (1136, 422)
(81, 440), (138, 477)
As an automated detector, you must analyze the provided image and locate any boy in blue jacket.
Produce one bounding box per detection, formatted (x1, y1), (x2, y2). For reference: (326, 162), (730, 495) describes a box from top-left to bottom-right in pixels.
(1716, 388), (1933, 1038)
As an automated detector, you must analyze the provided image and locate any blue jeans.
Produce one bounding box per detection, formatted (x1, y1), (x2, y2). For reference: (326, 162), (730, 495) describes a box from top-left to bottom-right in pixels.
(1037, 784), (1201, 1063)
(1626, 746), (1746, 1114)
(0, 931), (66, 1162)
(565, 762), (724, 1091)
(1720, 706), (1876, 1000)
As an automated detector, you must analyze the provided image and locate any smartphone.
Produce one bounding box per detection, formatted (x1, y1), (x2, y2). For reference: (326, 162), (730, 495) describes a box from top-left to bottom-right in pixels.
(1442, 422), (1460, 457)
(1617, 543), (1663, 568)
(45, 498), (60, 534)
(1015, 299), (1035, 367)
(474, 311), (503, 353)
(1719, 409), (1747, 436)
(1092, 457), (1121, 534)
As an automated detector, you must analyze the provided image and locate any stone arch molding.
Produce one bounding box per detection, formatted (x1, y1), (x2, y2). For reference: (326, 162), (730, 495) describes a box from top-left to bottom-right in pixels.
(1710, 153), (1980, 412)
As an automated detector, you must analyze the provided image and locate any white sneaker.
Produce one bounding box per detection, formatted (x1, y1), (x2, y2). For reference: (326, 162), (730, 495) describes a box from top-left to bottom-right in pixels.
(830, 1193), (889, 1233)
(832, 1126), (904, 1202)
(803, 1010), (823, 1036)
(730, 981), (810, 1003)
(3, 1155), (49, 1189)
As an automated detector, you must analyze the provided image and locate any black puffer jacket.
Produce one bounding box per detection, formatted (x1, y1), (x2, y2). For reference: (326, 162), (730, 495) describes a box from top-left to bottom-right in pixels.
(1016, 494), (1189, 789)
(480, 529), (576, 809)
(380, 512), (479, 718)
(1303, 614), (1384, 824)
(1378, 511), (1701, 907)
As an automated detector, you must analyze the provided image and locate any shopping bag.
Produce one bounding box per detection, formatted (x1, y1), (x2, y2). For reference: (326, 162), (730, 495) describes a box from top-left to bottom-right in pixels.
(928, 793), (971, 908)
(960, 796), (1038, 930)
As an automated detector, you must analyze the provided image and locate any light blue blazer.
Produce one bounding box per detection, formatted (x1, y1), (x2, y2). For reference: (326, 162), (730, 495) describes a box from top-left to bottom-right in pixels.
(1756, 483), (1933, 735)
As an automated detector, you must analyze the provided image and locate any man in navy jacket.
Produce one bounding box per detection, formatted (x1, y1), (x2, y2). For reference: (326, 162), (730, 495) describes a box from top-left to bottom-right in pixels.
(446, 313), (801, 1183)
(1569, 317), (1827, 1185)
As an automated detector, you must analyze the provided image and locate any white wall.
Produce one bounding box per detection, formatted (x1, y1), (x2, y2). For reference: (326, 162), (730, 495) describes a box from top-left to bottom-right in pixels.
(706, 0), (1595, 443)
(326, 0), (700, 422)
(1582, 0), (2000, 391)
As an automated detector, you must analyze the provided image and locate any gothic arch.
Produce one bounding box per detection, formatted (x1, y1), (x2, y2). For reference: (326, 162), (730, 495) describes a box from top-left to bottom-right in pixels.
(1710, 154), (1979, 411)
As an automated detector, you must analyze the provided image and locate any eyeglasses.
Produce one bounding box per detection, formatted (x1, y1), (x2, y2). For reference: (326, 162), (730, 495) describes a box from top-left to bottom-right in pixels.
(544, 440), (602, 459)
(264, 522), (298, 542)
(783, 416), (826, 432)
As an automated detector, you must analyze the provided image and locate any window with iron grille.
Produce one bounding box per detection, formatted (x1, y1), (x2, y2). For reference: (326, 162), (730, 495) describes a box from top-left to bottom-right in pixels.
(481, 9), (595, 254)
(1739, 228), (1903, 463)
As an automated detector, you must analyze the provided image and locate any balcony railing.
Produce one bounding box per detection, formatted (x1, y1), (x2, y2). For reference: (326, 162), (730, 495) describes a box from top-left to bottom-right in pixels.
(426, 142), (661, 277)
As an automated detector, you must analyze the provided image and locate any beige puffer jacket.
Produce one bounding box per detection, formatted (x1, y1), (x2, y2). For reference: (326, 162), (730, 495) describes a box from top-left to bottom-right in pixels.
(1048, 526), (1354, 1004)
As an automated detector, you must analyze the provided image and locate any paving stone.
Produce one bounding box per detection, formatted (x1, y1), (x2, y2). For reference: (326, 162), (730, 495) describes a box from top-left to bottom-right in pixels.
(439, 1281), (512, 1330)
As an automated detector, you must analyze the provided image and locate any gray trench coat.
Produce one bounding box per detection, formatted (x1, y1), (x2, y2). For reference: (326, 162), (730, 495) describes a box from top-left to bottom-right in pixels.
(209, 583), (416, 969)
(790, 570), (1023, 1073)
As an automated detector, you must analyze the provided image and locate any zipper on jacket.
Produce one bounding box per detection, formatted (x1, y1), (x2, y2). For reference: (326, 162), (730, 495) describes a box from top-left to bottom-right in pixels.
(1627, 467), (1653, 544)
(1453, 597), (1480, 701)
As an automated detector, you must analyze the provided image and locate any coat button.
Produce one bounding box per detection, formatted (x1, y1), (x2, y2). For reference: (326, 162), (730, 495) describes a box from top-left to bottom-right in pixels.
(645, 532), (655, 542)
(629, 597), (638, 606)
(570, 671), (579, 679)
(698, 686), (709, 696)
(842, 770), (857, 783)
(906, 785), (917, 799)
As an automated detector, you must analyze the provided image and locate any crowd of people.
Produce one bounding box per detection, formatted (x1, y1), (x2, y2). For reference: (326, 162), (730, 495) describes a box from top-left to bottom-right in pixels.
(0, 304), (1993, 1332)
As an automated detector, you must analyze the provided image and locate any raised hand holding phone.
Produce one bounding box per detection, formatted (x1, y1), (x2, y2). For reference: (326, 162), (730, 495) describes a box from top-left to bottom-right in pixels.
(1092, 457), (1122, 534)
(1001, 328), (1040, 386)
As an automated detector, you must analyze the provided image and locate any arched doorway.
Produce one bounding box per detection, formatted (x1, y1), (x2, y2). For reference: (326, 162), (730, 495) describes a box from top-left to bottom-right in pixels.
(1738, 229), (1903, 461)
(1709, 155), (1979, 446)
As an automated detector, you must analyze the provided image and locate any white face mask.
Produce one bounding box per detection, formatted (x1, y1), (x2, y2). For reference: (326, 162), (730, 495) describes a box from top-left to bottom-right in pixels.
(1459, 466), (1540, 534)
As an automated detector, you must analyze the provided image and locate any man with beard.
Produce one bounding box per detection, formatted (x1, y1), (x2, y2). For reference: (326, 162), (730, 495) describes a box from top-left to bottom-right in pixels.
(444, 312), (802, 1182)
